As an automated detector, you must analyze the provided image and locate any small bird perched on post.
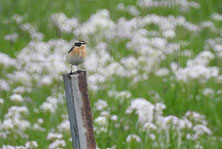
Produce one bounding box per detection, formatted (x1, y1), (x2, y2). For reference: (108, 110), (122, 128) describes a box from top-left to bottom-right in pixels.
(66, 40), (86, 73)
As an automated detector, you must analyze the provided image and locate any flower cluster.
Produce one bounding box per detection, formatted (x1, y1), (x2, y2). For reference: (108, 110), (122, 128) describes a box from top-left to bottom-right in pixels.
(4, 33), (19, 43)
(126, 98), (212, 146)
(174, 51), (219, 82)
(137, 0), (200, 11)
(0, 106), (30, 139)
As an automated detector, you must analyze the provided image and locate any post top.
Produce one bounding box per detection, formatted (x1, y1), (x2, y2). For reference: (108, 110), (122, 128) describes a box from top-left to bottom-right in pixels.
(63, 70), (87, 77)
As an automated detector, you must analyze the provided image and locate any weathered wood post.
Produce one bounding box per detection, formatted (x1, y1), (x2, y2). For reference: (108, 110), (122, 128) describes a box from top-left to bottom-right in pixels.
(63, 71), (96, 149)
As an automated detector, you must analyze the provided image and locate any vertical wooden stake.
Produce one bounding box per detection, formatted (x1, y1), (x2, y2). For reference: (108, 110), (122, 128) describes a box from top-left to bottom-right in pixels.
(63, 71), (96, 149)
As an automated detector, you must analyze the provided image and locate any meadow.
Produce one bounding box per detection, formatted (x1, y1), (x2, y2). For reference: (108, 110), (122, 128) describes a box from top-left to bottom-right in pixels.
(0, 0), (222, 148)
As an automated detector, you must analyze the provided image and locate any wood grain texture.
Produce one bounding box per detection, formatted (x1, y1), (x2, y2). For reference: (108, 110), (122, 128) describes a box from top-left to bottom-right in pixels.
(63, 71), (96, 149)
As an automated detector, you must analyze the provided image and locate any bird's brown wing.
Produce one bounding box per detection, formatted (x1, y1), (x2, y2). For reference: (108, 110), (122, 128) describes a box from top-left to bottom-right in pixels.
(68, 47), (73, 54)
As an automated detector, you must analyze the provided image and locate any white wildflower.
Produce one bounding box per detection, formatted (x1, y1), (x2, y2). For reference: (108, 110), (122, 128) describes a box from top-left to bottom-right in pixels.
(33, 123), (46, 131)
(111, 115), (118, 121)
(163, 30), (176, 38)
(127, 6), (140, 16)
(20, 23), (44, 40)
(203, 88), (215, 96)
(13, 86), (29, 94)
(149, 133), (156, 140)
(49, 140), (66, 149)
(4, 33), (19, 42)
(205, 38), (222, 57)
(108, 90), (132, 101)
(195, 144), (203, 149)
(193, 124), (212, 140)
(107, 145), (116, 149)
(94, 116), (108, 126)
(116, 3), (125, 10)
(155, 68), (169, 77)
(87, 74), (105, 91)
(10, 94), (24, 102)
(0, 98), (4, 104)
(50, 13), (79, 33)
(94, 115), (108, 133)
(0, 53), (16, 67)
(143, 122), (157, 130)
(37, 118), (44, 124)
(100, 111), (110, 117)
(148, 91), (163, 101)
(1, 145), (26, 149)
(182, 50), (193, 57)
(20, 23), (36, 33)
(174, 51), (218, 82)
(57, 119), (70, 132)
(25, 141), (38, 148)
(5, 106), (29, 119)
(200, 21), (217, 32)
(95, 99), (108, 111)
(47, 132), (63, 140)
(216, 75), (222, 83)
(126, 134), (141, 142)
(74, 9), (115, 40)
(40, 75), (53, 85)
(211, 13), (222, 22)
(155, 103), (166, 116)
(0, 79), (10, 91)
(12, 14), (24, 24)
(127, 98), (154, 124)
(124, 125), (129, 130)
(40, 97), (58, 113)
(7, 71), (31, 87)
(137, 0), (200, 11)
(2, 106), (30, 131)
(170, 62), (179, 71)
(184, 111), (207, 125)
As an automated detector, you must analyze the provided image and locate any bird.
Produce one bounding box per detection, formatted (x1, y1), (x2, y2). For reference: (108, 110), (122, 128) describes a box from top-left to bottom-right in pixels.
(66, 40), (86, 73)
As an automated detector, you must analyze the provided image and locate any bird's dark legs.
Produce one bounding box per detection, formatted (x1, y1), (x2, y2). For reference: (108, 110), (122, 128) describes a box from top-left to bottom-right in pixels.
(70, 65), (73, 74)
(77, 65), (79, 71)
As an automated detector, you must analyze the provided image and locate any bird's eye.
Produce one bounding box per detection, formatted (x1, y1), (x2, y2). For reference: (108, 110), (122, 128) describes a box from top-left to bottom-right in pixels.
(75, 43), (81, 47)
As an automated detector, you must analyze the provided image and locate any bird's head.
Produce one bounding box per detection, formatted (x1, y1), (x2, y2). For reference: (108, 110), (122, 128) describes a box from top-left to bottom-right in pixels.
(74, 40), (86, 48)
(68, 40), (86, 54)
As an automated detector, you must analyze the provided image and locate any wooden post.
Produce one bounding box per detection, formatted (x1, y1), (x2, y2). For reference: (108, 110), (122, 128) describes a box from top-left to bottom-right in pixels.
(63, 71), (96, 149)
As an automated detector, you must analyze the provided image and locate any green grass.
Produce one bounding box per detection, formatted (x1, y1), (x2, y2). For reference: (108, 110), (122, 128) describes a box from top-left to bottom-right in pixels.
(0, 0), (222, 148)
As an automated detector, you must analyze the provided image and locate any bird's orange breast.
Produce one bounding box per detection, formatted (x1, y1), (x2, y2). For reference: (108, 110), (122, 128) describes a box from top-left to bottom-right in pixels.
(70, 46), (86, 58)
